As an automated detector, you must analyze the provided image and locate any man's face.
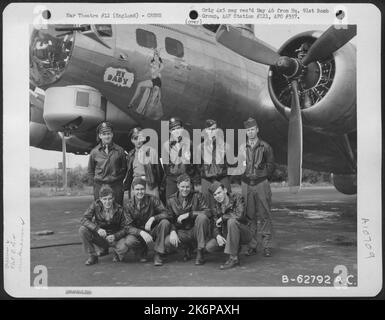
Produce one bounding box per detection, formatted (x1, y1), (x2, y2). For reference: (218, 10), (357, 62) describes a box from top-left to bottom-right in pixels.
(246, 126), (258, 140)
(100, 194), (114, 209)
(178, 180), (191, 197)
(99, 131), (113, 145)
(131, 133), (145, 148)
(205, 124), (217, 140)
(133, 184), (145, 200)
(213, 186), (227, 204)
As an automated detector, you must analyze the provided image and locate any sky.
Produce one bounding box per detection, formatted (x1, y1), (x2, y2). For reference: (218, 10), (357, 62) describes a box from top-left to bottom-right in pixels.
(30, 24), (334, 169)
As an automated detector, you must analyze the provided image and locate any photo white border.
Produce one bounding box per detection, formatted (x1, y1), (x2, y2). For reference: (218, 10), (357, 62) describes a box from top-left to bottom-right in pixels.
(3, 2), (382, 298)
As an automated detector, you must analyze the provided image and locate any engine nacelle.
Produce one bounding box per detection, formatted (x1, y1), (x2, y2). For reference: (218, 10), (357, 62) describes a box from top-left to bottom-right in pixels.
(43, 85), (105, 132)
(268, 31), (356, 135)
(331, 173), (357, 195)
(30, 121), (49, 147)
(43, 85), (135, 133)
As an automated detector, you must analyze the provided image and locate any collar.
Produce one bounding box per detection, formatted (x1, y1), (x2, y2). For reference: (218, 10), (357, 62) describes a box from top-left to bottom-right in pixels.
(96, 200), (119, 215)
(217, 193), (234, 211)
(222, 194), (230, 207)
(177, 191), (192, 204)
(132, 194), (149, 208)
(98, 142), (115, 151)
(246, 138), (262, 148)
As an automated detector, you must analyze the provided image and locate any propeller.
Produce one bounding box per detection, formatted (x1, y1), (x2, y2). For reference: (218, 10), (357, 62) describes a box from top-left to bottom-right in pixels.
(215, 25), (280, 66)
(302, 25), (357, 65)
(216, 24), (356, 192)
(287, 80), (302, 193)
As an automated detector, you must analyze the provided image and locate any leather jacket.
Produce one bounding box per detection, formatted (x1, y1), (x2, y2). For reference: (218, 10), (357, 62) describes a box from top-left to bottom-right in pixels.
(123, 146), (163, 190)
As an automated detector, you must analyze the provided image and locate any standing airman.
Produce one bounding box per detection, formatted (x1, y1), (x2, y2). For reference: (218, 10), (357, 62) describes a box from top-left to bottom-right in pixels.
(88, 121), (127, 205)
(239, 117), (275, 257)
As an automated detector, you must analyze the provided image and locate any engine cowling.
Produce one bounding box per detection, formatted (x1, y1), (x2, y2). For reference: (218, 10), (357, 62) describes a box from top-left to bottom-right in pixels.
(43, 85), (136, 133)
(331, 173), (357, 195)
(30, 94), (93, 153)
(268, 30), (356, 135)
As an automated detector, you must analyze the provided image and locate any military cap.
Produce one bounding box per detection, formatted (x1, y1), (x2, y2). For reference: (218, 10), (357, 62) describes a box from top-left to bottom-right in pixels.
(96, 121), (113, 134)
(209, 181), (224, 194)
(176, 173), (191, 185)
(169, 117), (183, 130)
(205, 119), (217, 128)
(132, 177), (146, 188)
(99, 184), (114, 198)
(243, 117), (258, 129)
(129, 126), (143, 139)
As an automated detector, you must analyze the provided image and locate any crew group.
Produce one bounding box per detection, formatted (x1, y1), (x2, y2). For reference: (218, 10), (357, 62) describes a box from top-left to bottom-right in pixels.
(80, 117), (275, 270)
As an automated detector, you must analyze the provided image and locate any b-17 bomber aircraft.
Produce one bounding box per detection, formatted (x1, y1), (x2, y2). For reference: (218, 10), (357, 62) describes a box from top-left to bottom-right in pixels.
(29, 24), (357, 194)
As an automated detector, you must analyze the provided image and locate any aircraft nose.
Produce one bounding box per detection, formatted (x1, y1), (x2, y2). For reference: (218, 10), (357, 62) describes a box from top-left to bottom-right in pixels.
(30, 26), (75, 88)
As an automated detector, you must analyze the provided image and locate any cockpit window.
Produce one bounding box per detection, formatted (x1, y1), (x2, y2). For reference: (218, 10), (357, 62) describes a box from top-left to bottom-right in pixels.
(165, 37), (184, 58)
(136, 29), (157, 49)
(95, 24), (112, 37)
(203, 24), (220, 33)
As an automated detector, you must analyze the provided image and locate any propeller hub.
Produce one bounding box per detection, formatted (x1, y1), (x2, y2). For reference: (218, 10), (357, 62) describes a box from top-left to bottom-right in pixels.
(276, 57), (307, 80)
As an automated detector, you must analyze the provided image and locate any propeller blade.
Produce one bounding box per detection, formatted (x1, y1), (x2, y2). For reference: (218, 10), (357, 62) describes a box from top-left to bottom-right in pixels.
(302, 25), (356, 65)
(287, 80), (303, 193)
(216, 25), (281, 66)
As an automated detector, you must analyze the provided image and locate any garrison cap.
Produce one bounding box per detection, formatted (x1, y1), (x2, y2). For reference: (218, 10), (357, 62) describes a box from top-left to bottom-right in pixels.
(209, 181), (224, 194)
(205, 119), (217, 128)
(169, 117), (183, 130)
(176, 173), (191, 185)
(129, 126), (143, 139)
(99, 184), (114, 198)
(97, 121), (113, 134)
(132, 177), (146, 188)
(243, 117), (258, 129)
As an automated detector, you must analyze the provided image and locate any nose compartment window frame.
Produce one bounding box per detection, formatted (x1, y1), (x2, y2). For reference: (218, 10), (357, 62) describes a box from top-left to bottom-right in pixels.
(136, 28), (157, 49)
(165, 37), (184, 58)
(95, 24), (113, 37)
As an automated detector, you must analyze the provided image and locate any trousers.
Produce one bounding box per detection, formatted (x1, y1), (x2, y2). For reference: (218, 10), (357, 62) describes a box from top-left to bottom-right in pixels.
(241, 179), (273, 249)
(79, 225), (126, 256)
(165, 214), (211, 251)
(206, 218), (252, 256)
(114, 219), (172, 260)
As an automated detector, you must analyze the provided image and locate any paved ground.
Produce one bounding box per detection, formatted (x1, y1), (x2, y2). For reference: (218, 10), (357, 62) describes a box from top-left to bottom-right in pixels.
(30, 186), (357, 287)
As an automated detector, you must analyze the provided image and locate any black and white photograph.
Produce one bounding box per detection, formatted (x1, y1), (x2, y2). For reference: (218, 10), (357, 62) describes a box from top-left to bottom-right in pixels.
(3, 3), (382, 298)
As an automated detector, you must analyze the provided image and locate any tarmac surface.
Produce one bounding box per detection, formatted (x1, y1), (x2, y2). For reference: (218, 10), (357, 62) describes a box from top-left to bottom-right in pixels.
(30, 186), (357, 287)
